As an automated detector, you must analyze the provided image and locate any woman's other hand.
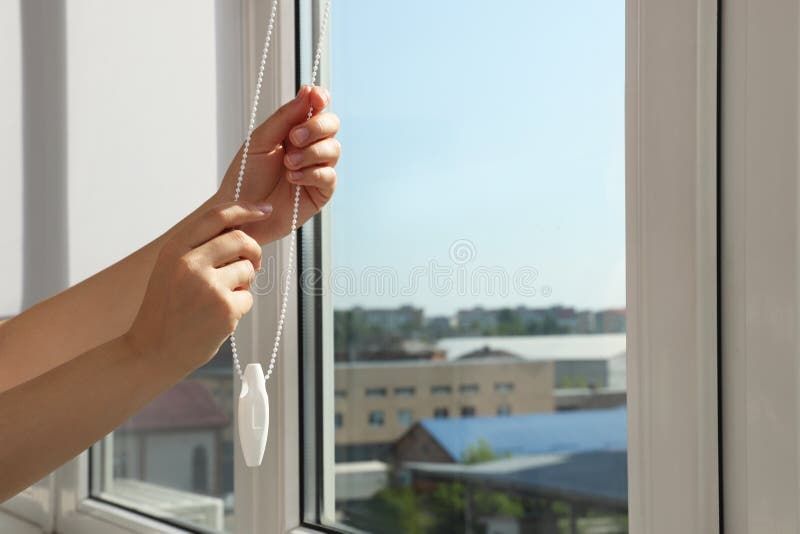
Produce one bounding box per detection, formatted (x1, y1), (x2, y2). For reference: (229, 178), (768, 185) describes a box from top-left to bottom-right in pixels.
(215, 85), (341, 244)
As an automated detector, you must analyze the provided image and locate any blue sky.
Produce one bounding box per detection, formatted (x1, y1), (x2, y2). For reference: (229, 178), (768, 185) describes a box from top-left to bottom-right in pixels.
(328, 0), (625, 316)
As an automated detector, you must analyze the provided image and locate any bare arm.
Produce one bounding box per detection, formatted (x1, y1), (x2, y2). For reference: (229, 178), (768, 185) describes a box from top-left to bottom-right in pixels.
(0, 334), (181, 501)
(0, 85), (338, 393)
(0, 202), (272, 501)
(0, 86), (341, 500)
(0, 232), (167, 392)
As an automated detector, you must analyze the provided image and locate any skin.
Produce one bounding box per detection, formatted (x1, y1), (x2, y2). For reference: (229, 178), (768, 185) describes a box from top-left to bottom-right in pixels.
(0, 85), (340, 502)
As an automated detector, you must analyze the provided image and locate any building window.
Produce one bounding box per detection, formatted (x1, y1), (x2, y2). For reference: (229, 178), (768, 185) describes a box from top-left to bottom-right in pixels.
(368, 410), (385, 427)
(431, 385), (452, 395)
(433, 407), (449, 419)
(191, 445), (208, 494)
(459, 383), (480, 394)
(335, 412), (343, 429)
(365, 387), (387, 398)
(495, 382), (514, 393)
(397, 409), (413, 427)
(334, 389), (347, 399)
(497, 405), (512, 416)
(394, 386), (416, 397)
(461, 406), (476, 418)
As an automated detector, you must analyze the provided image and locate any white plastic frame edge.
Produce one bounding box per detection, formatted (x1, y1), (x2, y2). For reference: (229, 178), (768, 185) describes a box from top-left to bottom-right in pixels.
(626, 0), (720, 533)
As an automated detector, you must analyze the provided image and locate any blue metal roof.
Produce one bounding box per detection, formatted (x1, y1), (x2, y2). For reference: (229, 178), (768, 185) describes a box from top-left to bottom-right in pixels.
(407, 450), (628, 508)
(419, 407), (627, 461)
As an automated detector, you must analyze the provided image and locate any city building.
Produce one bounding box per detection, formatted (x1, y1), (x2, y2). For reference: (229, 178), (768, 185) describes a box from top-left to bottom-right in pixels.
(425, 315), (454, 338)
(334, 358), (554, 461)
(455, 306), (500, 333)
(114, 381), (228, 497)
(349, 305), (423, 332)
(555, 387), (627, 411)
(437, 333), (627, 390)
(575, 310), (597, 334)
(394, 407), (627, 463)
(595, 308), (627, 333)
(395, 408), (628, 532)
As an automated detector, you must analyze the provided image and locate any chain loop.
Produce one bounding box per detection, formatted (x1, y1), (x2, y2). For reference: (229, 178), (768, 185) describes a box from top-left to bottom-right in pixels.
(230, 0), (332, 384)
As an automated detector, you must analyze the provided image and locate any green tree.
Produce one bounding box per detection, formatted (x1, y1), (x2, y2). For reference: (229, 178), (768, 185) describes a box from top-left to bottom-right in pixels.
(428, 440), (524, 533)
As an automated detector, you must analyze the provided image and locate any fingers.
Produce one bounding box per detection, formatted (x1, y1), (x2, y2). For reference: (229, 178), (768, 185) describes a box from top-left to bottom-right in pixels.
(193, 229), (262, 270)
(227, 290), (255, 323)
(217, 259), (256, 290)
(288, 112), (340, 148)
(251, 85), (330, 151)
(284, 138), (341, 171)
(186, 202), (273, 249)
(286, 165), (337, 190)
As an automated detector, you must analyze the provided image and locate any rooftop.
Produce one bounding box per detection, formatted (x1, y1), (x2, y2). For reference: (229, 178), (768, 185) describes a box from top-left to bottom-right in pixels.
(121, 381), (228, 431)
(405, 449), (627, 509)
(416, 407), (627, 461)
(437, 333), (626, 362)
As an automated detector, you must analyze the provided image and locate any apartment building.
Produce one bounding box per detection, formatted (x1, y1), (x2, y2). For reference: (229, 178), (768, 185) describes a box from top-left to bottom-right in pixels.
(334, 358), (553, 460)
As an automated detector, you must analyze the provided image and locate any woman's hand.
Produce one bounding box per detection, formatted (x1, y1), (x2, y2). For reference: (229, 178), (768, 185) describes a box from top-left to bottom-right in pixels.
(214, 85), (341, 244)
(126, 202), (274, 373)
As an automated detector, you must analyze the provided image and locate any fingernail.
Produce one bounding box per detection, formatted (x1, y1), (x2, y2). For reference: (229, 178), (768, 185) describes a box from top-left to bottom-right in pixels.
(255, 201), (273, 214)
(287, 152), (303, 167)
(249, 270), (256, 283)
(292, 127), (309, 144)
(287, 170), (302, 183)
(295, 85), (309, 101)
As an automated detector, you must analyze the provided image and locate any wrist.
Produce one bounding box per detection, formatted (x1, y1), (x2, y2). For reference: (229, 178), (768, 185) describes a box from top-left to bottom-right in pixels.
(120, 329), (187, 386)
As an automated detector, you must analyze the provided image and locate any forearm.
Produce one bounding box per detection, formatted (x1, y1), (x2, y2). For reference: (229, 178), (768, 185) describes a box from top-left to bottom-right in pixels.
(0, 236), (163, 392)
(0, 334), (186, 502)
(0, 198), (216, 393)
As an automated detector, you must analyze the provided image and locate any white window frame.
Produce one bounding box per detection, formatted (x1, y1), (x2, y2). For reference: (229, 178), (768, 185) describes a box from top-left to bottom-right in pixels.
(720, 0), (800, 531)
(626, 0), (720, 532)
(0, 0), (723, 532)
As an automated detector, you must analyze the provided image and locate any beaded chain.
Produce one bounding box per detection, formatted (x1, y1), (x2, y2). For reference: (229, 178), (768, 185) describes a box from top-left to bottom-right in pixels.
(230, 0), (332, 383)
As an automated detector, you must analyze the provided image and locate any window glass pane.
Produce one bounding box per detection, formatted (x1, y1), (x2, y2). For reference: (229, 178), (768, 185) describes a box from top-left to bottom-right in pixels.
(325, 0), (626, 532)
(93, 347), (236, 532)
(431, 385), (452, 395)
(72, 2), (230, 531)
(397, 409), (414, 427)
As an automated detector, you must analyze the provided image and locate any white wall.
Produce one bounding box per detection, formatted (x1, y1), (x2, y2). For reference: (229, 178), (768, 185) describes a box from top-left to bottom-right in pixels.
(0, 0), (221, 317)
(0, 0), (23, 317)
(65, 0), (220, 284)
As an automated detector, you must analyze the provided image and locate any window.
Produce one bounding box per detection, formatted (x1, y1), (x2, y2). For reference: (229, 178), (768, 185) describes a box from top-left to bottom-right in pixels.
(191, 446), (209, 493)
(335, 412), (344, 429)
(92, 367), (234, 532)
(459, 383), (480, 394)
(394, 386), (415, 397)
(310, 1), (629, 533)
(365, 387), (387, 398)
(495, 382), (514, 393)
(0, 0), (724, 532)
(397, 409), (413, 427)
(368, 410), (385, 427)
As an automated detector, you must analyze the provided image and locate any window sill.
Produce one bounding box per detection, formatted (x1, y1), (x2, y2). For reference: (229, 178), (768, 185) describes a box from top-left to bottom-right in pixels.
(60, 498), (191, 534)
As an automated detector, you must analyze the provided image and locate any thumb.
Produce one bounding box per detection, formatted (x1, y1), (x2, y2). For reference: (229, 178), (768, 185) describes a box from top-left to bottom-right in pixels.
(251, 85), (329, 149)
